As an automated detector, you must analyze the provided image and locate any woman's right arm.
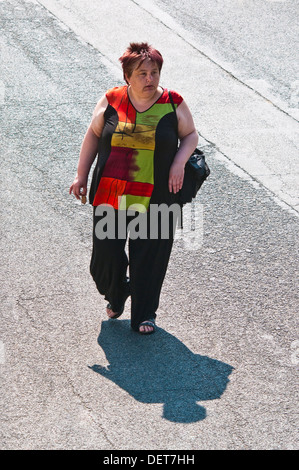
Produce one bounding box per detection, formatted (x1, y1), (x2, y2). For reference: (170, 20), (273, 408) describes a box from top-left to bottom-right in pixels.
(69, 94), (108, 200)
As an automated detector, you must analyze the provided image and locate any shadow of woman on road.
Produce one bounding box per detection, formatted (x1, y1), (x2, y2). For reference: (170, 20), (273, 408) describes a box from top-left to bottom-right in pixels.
(89, 320), (234, 423)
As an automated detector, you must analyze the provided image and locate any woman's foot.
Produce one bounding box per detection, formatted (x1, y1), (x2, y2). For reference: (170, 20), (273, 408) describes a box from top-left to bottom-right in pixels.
(106, 303), (124, 319)
(138, 319), (156, 335)
(106, 287), (130, 319)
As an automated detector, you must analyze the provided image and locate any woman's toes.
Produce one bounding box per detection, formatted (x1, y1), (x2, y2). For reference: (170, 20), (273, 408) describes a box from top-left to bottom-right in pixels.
(138, 320), (156, 334)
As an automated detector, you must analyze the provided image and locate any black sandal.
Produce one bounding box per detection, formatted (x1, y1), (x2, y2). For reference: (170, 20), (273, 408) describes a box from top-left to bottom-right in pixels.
(106, 283), (130, 320)
(138, 319), (156, 335)
(106, 303), (125, 319)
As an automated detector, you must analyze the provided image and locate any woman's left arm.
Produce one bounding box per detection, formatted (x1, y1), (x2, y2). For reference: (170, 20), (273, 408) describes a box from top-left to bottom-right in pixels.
(168, 100), (199, 194)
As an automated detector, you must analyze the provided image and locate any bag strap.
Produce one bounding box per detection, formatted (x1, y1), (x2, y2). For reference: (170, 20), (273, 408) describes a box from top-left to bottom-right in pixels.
(168, 90), (184, 224)
(168, 90), (178, 126)
(168, 90), (176, 113)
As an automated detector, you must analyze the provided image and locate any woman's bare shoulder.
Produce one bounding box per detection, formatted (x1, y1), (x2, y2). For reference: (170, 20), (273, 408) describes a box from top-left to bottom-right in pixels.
(90, 94), (109, 137)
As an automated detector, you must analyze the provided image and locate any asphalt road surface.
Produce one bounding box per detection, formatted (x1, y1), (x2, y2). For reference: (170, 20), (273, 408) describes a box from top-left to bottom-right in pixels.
(0, 0), (298, 451)
(155, 0), (299, 120)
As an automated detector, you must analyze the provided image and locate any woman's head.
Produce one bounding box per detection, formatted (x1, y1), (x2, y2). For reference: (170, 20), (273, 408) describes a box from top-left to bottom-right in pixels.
(119, 42), (163, 84)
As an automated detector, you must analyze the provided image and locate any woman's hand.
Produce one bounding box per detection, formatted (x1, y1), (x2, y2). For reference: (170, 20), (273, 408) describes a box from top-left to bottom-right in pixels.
(168, 161), (185, 194)
(69, 175), (87, 201)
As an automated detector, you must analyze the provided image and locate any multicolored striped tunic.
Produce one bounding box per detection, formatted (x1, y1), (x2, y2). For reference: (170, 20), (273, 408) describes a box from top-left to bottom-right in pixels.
(89, 86), (183, 212)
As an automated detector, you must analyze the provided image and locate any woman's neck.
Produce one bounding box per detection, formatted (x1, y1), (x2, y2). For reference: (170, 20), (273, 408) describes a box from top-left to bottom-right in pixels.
(127, 86), (163, 112)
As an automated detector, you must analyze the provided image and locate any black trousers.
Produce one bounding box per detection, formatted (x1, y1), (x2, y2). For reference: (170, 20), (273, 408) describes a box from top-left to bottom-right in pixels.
(90, 206), (178, 331)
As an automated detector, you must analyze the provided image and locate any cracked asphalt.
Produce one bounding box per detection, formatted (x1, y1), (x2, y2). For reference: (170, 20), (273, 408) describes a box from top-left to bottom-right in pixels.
(0, 0), (298, 450)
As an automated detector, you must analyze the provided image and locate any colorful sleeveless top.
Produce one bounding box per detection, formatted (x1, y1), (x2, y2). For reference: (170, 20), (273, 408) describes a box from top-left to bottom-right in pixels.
(89, 86), (183, 212)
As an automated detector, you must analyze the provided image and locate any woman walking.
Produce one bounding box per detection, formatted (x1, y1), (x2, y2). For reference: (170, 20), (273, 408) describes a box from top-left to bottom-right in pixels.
(70, 43), (198, 334)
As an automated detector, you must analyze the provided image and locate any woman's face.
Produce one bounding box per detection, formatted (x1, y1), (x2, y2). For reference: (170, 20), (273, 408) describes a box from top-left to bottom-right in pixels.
(126, 59), (160, 98)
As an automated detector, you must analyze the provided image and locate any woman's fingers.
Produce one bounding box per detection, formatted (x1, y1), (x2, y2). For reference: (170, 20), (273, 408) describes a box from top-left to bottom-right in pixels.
(69, 181), (87, 200)
(168, 175), (184, 193)
(168, 162), (184, 193)
(71, 185), (81, 200)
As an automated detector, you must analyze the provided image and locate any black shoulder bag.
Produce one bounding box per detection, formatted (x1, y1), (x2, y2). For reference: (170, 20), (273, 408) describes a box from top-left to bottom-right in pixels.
(168, 91), (210, 205)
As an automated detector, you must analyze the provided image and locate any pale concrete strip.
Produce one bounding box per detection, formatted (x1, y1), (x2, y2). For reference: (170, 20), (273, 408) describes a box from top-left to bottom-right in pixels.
(37, 0), (299, 215)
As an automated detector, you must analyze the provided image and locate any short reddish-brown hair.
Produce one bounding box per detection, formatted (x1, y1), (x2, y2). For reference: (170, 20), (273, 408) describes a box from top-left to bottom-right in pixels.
(119, 42), (163, 84)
